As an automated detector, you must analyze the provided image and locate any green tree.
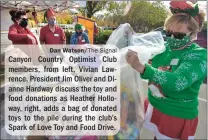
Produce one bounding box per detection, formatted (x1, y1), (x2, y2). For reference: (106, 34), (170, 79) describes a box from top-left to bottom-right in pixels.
(124, 1), (167, 32)
(105, 2), (127, 26)
(77, 7), (86, 17)
(85, 1), (108, 18)
(107, 1), (127, 15)
(95, 2), (127, 27)
(94, 1), (167, 30)
(150, 1), (167, 29)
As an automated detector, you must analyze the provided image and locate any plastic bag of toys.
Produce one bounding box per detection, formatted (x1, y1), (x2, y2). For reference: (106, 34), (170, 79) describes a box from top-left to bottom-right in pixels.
(106, 23), (165, 140)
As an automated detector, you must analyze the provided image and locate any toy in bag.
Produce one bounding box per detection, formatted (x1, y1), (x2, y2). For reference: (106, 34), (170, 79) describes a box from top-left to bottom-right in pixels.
(113, 84), (140, 140)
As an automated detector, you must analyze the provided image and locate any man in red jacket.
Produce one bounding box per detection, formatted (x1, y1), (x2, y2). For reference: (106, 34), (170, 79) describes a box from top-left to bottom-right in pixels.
(8, 10), (38, 44)
(39, 8), (66, 44)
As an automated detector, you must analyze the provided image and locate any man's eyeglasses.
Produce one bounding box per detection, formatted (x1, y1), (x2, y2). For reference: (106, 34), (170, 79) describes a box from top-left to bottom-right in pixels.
(163, 30), (191, 40)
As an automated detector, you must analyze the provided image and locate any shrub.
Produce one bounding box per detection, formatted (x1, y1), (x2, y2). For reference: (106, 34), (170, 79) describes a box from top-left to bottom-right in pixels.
(94, 30), (113, 44)
(65, 31), (73, 44)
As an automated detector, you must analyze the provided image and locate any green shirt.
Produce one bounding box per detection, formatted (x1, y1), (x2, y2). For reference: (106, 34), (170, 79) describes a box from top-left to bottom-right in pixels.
(141, 43), (207, 119)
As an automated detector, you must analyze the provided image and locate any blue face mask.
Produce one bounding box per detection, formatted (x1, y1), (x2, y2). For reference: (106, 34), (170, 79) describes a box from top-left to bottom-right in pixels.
(76, 32), (82, 36)
(48, 20), (56, 25)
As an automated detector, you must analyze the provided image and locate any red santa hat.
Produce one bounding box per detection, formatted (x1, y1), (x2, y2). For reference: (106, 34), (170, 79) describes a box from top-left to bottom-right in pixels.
(46, 8), (55, 18)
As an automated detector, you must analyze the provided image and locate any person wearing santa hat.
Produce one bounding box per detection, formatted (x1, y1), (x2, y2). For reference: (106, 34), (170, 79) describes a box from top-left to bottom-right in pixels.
(39, 8), (66, 44)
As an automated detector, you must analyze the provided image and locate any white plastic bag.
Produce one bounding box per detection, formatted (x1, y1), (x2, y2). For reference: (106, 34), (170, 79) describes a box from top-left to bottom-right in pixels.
(106, 24), (165, 139)
(107, 23), (135, 48)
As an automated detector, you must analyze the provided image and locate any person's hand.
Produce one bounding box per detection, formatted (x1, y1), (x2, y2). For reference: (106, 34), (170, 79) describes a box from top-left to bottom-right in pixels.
(78, 36), (82, 40)
(126, 49), (145, 73)
(27, 34), (36, 44)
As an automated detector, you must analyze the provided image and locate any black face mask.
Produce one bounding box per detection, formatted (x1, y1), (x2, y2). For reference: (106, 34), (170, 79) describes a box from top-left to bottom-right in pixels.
(76, 32), (82, 36)
(19, 18), (28, 28)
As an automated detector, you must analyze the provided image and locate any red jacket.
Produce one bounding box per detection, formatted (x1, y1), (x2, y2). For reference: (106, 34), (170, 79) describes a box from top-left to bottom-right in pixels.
(8, 23), (38, 44)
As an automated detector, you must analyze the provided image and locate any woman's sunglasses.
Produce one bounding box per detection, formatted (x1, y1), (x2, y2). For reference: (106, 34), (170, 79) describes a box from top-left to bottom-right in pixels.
(163, 30), (191, 40)
(20, 18), (28, 21)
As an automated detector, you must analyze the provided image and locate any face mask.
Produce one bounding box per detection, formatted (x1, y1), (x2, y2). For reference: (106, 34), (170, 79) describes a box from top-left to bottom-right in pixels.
(166, 36), (191, 49)
(19, 19), (28, 28)
(48, 20), (56, 25)
(76, 32), (82, 36)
